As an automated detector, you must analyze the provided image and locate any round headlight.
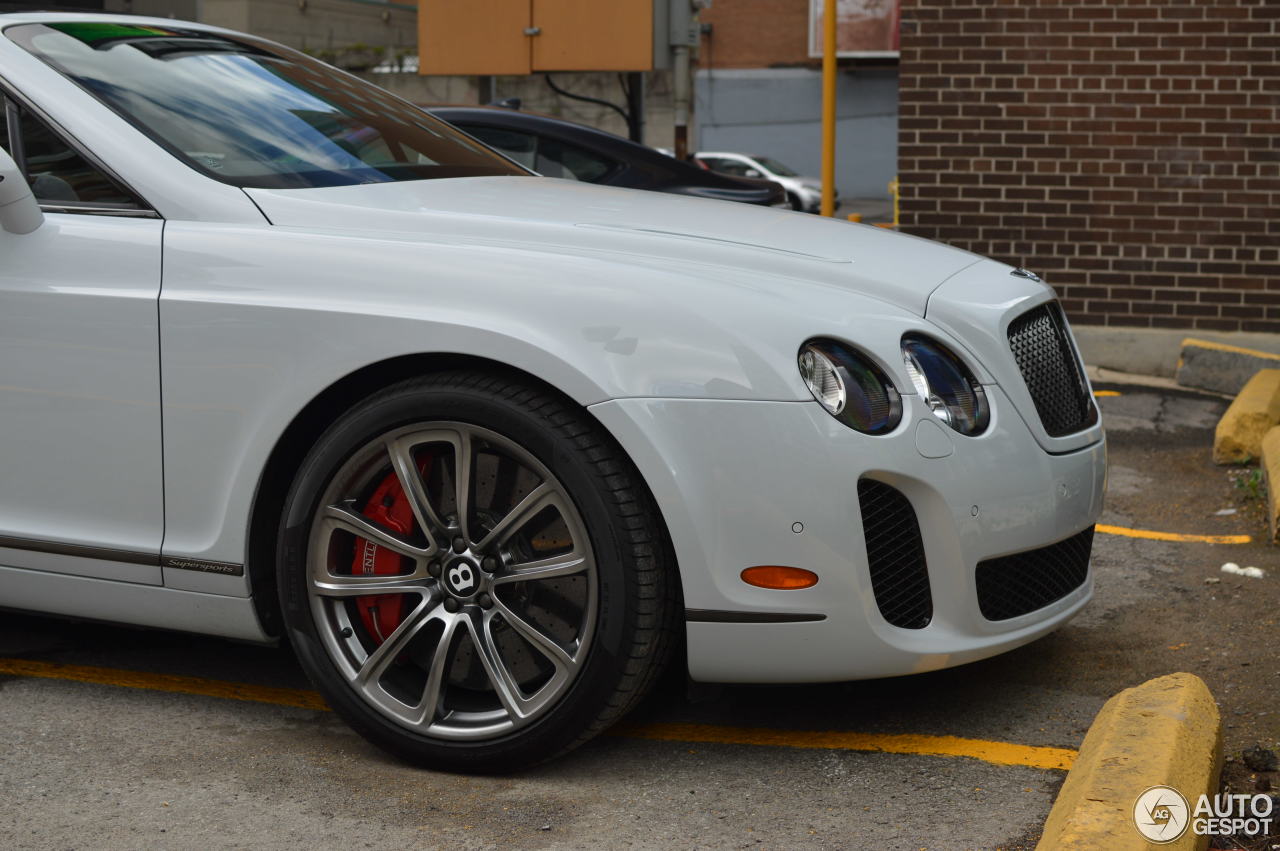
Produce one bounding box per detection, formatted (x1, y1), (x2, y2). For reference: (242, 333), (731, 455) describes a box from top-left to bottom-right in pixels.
(798, 340), (902, 435)
(901, 335), (989, 435)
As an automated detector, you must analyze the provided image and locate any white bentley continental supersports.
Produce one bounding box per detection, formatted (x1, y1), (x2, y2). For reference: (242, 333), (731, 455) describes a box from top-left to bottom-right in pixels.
(0, 14), (1105, 770)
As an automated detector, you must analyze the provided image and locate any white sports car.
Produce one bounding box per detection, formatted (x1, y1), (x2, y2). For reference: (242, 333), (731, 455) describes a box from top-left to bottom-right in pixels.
(0, 14), (1105, 771)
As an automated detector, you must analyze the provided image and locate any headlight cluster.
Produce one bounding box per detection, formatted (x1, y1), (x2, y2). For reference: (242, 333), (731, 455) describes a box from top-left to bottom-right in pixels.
(901, 335), (990, 435)
(797, 340), (901, 435)
(798, 335), (989, 436)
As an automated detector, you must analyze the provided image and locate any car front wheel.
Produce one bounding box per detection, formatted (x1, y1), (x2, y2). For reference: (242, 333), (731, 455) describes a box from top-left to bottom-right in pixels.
(277, 371), (678, 771)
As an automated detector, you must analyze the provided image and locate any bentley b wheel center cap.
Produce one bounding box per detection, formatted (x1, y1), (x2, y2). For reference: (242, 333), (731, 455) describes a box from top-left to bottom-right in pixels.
(443, 556), (480, 597)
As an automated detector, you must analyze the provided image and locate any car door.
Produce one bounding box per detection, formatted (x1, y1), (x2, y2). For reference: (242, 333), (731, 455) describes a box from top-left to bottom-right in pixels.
(707, 156), (759, 179)
(0, 92), (164, 584)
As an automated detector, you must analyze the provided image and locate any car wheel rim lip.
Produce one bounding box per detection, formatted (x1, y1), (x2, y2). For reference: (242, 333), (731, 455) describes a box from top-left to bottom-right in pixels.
(306, 421), (598, 742)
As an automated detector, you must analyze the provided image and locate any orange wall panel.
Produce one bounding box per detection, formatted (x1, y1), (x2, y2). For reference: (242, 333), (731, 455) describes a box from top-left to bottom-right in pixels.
(531, 0), (653, 72)
(419, 0), (532, 75)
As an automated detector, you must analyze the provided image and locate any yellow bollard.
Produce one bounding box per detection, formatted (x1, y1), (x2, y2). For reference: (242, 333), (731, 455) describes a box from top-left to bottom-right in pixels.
(873, 177), (901, 229)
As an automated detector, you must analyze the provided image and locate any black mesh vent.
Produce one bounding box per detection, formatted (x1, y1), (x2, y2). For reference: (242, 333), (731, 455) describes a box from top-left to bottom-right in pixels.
(975, 526), (1094, 621)
(857, 479), (932, 629)
(1007, 303), (1098, 437)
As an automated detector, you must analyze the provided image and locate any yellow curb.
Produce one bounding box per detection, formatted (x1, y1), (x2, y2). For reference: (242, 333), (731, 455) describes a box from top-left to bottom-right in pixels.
(1213, 369), (1280, 465)
(1178, 339), (1280, 396)
(1262, 426), (1280, 543)
(1036, 673), (1221, 851)
(1181, 337), (1280, 362)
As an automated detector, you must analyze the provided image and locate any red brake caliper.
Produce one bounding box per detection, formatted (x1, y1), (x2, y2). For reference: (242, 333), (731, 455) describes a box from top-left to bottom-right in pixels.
(350, 454), (431, 645)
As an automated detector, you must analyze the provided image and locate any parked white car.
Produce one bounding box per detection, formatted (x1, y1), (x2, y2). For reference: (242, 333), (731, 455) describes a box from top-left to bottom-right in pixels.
(0, 13), (1105, 771)
(694, 151), (834, 212)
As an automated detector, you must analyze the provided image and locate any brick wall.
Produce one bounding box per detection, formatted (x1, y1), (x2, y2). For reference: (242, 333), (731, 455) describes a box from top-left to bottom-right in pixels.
(700, 0), (813, 69)
(898, 0), (1280, 332)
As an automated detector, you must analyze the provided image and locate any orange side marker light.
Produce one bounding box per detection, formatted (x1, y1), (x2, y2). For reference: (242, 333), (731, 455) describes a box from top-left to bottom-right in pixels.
(741, 566), (819, 590)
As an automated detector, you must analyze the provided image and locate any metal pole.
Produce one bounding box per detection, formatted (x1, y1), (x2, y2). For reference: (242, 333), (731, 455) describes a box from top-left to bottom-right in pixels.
(821, 0), (837, 217)
(673, 44), (691, 159)
(625, 71), (645, 144)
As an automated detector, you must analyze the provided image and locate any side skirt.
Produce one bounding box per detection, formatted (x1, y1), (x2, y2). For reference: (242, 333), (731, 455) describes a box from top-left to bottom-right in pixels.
(0, 564), (271, 643)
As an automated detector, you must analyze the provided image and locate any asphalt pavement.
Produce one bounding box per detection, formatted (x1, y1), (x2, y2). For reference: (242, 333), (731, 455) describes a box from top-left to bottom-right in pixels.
(1, 381), (1275, 850)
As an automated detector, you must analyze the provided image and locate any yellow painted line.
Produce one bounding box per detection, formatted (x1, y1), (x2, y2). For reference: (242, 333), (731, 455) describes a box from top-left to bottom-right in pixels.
(1182, 337), (1280, 361)
(1092, 390), (1121, 397)
(0, 657), (1076, 770)
(616, 722), (1076, 770)
(0, 658), (329, 711)
(1097, 523), (1251, 545)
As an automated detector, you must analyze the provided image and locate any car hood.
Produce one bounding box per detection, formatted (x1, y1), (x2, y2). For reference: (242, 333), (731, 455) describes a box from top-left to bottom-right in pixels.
(246, 177), (981, 316)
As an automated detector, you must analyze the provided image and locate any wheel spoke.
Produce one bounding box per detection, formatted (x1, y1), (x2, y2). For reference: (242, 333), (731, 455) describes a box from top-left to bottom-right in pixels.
(493, 599), (575, 671)
(322, 502), (432, 561)
(461, 608), (529, 722)
(311, 571), (431, 598)
(413, 610), (461, 726)
(453, 427), (475, 545)
(492, 553), (589, 586)
(354, 595), (439, 688)
(474, 482), (553, 552)
(386, 437), (447, 554)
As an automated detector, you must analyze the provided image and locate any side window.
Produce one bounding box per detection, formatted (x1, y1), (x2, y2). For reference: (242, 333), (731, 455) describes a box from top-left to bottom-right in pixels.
(5, 100), (141, 209)
(462, 126), (537, 171)
(457, 125), (614, 183)
(709, 159), (754, 178)
(534, 138), (615, 183)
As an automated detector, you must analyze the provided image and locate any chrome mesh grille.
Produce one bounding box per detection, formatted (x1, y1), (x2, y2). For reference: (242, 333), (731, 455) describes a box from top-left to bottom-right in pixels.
(1007, 303), (1097, 437)
(857, 479), (932, 630)
(975, 526), (1094, 621)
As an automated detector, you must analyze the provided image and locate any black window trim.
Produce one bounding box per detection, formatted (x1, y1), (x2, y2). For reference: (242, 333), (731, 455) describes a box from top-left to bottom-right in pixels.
(0, 82), (161, 219)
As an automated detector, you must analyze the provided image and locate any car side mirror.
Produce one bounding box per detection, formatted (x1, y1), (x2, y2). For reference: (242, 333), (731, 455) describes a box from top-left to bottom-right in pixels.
(0, 147), (43, 234)
(745, 168), (762, 178)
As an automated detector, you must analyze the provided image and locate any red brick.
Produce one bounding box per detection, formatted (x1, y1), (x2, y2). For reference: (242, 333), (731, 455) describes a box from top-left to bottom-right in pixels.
(899, 0), (1278, 332)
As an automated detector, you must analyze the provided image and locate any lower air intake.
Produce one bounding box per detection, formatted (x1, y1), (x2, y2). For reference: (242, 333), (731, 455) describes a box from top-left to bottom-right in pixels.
(975, 526), (1094, 621)
(857, 479), (932, 629)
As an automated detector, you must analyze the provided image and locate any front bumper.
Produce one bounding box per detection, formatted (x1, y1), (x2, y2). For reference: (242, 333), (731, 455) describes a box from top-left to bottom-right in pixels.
(590, 386), (1106, 683)
(797, 187), (830, 213)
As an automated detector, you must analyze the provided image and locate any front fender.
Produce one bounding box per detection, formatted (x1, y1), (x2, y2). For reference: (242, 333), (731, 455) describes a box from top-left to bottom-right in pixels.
(156, 222), (925, 599)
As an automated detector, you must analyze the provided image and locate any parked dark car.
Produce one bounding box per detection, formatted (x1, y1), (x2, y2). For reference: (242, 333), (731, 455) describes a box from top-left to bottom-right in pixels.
(428, 106), (788, 207)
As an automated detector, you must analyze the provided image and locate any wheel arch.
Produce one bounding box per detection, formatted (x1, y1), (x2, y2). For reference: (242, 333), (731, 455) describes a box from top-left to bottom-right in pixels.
(243, 352), (683, 639)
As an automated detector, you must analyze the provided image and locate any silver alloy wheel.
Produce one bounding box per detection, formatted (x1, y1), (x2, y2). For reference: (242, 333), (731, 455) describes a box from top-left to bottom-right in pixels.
(306, 422), (597, 741)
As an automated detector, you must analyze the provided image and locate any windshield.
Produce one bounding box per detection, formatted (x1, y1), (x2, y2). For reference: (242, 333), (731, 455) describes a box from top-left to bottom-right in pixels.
(6, 22), (526, 189)
(753, 156), (799, 177)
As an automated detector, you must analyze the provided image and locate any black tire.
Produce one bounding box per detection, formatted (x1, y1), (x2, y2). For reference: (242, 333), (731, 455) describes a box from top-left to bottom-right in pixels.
(277, 371), (679, 772)
(788, 192), (805, 212)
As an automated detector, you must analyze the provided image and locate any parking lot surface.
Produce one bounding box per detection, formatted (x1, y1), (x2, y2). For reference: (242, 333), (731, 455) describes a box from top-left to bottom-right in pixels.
(2, 382), (1276, 850)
